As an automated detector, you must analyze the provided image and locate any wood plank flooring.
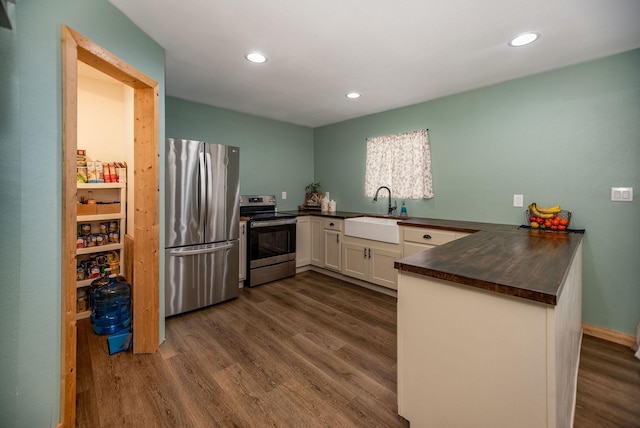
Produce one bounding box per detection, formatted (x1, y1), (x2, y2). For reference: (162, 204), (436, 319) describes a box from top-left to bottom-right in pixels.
(575, 334), (640, 427)
(76, 271), (640, 427)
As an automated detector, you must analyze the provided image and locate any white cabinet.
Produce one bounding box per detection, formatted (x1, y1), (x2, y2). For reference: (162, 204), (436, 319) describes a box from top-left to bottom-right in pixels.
(309, 216), (343, 271)
(310, 217), (324, 267)
(397, 243), (583, 427)
(296, 216), (311, 267)
(239, 220), (247, 282)
(343, 236), (402, 290)
(402, 226), (468, 257)
(75, 182), (127, 320)
(323, 219), (343, 272)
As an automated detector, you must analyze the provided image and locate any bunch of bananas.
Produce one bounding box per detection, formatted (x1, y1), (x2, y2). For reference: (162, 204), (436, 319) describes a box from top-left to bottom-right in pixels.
(528, 203), (561, 219)
(528, 203), (569, 230)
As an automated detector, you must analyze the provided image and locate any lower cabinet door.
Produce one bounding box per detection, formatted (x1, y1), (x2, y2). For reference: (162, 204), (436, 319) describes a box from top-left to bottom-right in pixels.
(343, 242), (367, 281)
(324, 230), (342, 271)
(370, 247), (401, 290)
(310, 218), (324, 267)
(343, 242), (401, 289)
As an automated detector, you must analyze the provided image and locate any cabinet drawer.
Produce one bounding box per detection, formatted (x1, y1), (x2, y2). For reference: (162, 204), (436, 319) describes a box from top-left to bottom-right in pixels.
(403, 227), (457, 246)
(323, 219), (343, 231)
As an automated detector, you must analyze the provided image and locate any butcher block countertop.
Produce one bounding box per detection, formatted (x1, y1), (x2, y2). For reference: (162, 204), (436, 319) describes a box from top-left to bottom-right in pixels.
(288, 210), (583, 305)
(394, 219), (583, 306)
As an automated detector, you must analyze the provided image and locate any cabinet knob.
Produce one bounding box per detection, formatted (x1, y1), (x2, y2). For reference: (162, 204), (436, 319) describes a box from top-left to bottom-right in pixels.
(423, 234), (432, 240)
(364, 248), (367, 258)
(368, 248), (371, 258)
(329, 222), (334, 226)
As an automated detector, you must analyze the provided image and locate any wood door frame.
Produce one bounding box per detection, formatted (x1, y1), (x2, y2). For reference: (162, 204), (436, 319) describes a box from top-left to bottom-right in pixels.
(60, 25), (160, 428)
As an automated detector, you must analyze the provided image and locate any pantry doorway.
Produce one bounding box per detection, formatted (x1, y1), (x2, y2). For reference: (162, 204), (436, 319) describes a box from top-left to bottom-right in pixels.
(60, 25), (160, 427)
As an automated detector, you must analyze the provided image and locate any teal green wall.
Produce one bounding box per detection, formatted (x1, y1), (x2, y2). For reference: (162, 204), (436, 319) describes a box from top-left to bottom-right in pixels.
(166, 96), (315, 211)
(0, 1), (165, 426)
(0, 3), (21, 426)
(314, 49), (640, 336)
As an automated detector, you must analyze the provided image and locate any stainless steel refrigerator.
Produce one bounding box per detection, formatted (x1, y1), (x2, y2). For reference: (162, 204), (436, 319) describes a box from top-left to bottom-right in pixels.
(165, 138), (240, 317)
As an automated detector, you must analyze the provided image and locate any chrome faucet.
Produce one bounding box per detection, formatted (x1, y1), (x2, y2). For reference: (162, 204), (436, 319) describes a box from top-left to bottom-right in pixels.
(373, 186), (397, 215)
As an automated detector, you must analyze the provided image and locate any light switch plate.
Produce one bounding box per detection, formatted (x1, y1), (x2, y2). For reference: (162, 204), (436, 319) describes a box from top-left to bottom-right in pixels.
(282, 191), (287, 200)
(611, 187), (633, 202)
(513, 194), (524, 208)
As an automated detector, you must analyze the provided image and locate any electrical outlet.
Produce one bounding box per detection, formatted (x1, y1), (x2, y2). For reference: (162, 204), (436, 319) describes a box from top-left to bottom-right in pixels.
(611, 187), (633, 202)
(513, 194), (524, 208)
(282, 191), (287, 200)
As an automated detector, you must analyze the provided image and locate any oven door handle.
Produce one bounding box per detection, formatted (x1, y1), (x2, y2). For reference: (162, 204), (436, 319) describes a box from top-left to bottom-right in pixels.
(251, 219), (297, 228)
(169, 242), (233, 257)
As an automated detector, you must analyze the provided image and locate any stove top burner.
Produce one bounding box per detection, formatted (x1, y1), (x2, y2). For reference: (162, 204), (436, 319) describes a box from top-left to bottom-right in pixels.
(239, 194), (296, 223)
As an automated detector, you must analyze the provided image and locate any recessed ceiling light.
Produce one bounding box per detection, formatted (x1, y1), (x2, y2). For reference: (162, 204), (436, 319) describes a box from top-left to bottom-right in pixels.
(245, 52), (267, 64)
(509, 32), (540, 47)
(346, 92), (361, 99)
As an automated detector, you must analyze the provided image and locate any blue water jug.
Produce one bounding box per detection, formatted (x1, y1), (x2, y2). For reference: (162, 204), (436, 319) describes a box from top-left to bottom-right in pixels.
(91, 274), (131, 335)
(89, 273), (111, 324)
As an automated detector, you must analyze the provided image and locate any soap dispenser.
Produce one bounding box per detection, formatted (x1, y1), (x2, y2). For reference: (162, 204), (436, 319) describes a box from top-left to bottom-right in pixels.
(400, 201), (408, 217)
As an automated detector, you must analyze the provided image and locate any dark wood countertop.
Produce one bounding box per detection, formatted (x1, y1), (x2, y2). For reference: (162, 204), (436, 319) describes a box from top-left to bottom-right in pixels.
(286, 210), (583, 305)
(395, 217), (522, 234)
(282, 210), (366, 219)
(394, 228), (583, 306)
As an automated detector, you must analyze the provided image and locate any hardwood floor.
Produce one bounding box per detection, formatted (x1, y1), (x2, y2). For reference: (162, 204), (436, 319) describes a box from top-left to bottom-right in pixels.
(575, 334), (640, 428)
(76, 271), (640, 427)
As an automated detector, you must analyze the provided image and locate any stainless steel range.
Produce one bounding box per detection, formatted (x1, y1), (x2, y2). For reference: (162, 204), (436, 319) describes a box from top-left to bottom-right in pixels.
(240, 195), (297, 287)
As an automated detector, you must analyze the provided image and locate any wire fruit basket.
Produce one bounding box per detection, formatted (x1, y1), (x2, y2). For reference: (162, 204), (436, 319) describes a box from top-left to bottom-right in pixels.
(526, 205), (571, 231)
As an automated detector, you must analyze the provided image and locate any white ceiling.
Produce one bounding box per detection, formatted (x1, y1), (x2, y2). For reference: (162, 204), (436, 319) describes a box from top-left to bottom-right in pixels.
(109, 0), (640, 128)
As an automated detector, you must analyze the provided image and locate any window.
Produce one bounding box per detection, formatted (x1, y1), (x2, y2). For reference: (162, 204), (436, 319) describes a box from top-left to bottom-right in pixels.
(364, 129), (433, 199)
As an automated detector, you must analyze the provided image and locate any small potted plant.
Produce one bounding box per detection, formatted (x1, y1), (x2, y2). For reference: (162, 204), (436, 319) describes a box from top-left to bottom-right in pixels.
(304, 182), (322, 207)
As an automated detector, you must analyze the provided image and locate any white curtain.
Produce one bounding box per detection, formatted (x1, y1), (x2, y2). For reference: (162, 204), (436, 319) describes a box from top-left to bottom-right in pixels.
(364, 129), (433, 199)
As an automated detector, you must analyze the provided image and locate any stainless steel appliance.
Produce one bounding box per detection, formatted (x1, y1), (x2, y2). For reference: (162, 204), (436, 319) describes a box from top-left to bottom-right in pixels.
(240, 195), (296, 287)
(165, 138), (240, 317)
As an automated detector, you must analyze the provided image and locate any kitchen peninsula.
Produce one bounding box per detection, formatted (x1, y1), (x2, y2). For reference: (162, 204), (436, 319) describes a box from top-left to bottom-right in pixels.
(294, 210), (583, 427)
(394, 219), (583, 428)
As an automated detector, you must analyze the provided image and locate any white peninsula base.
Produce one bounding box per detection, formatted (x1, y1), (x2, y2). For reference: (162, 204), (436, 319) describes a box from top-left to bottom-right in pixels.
(397, 242), (583, 428)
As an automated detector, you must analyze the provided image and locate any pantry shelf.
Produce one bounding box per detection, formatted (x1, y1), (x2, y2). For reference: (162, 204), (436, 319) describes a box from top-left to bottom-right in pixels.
(75, 177), (127, 315)
(76, 310), (91, 320)
(77, 213), (126, 222)
(76, 278), (94, 288)
(78, 182), (125, 189)
(76, 242), (123, 256)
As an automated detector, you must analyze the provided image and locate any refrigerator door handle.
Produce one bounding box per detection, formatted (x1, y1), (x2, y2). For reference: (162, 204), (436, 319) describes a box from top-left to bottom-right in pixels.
(205, 151), (213, 224)
(169, 242), (234, 257)
(198, 151), (206, 235)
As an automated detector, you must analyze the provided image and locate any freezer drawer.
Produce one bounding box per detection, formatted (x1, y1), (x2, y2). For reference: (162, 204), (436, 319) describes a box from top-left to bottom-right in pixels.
(165, 240), (239, 317)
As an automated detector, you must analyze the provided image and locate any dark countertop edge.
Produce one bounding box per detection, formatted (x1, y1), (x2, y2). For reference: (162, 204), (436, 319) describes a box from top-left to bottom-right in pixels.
(283, 210), (369, 219)
(284, 210), (522, 233)
(394, 261), (558, 305)
(393, 230), (584, 306)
